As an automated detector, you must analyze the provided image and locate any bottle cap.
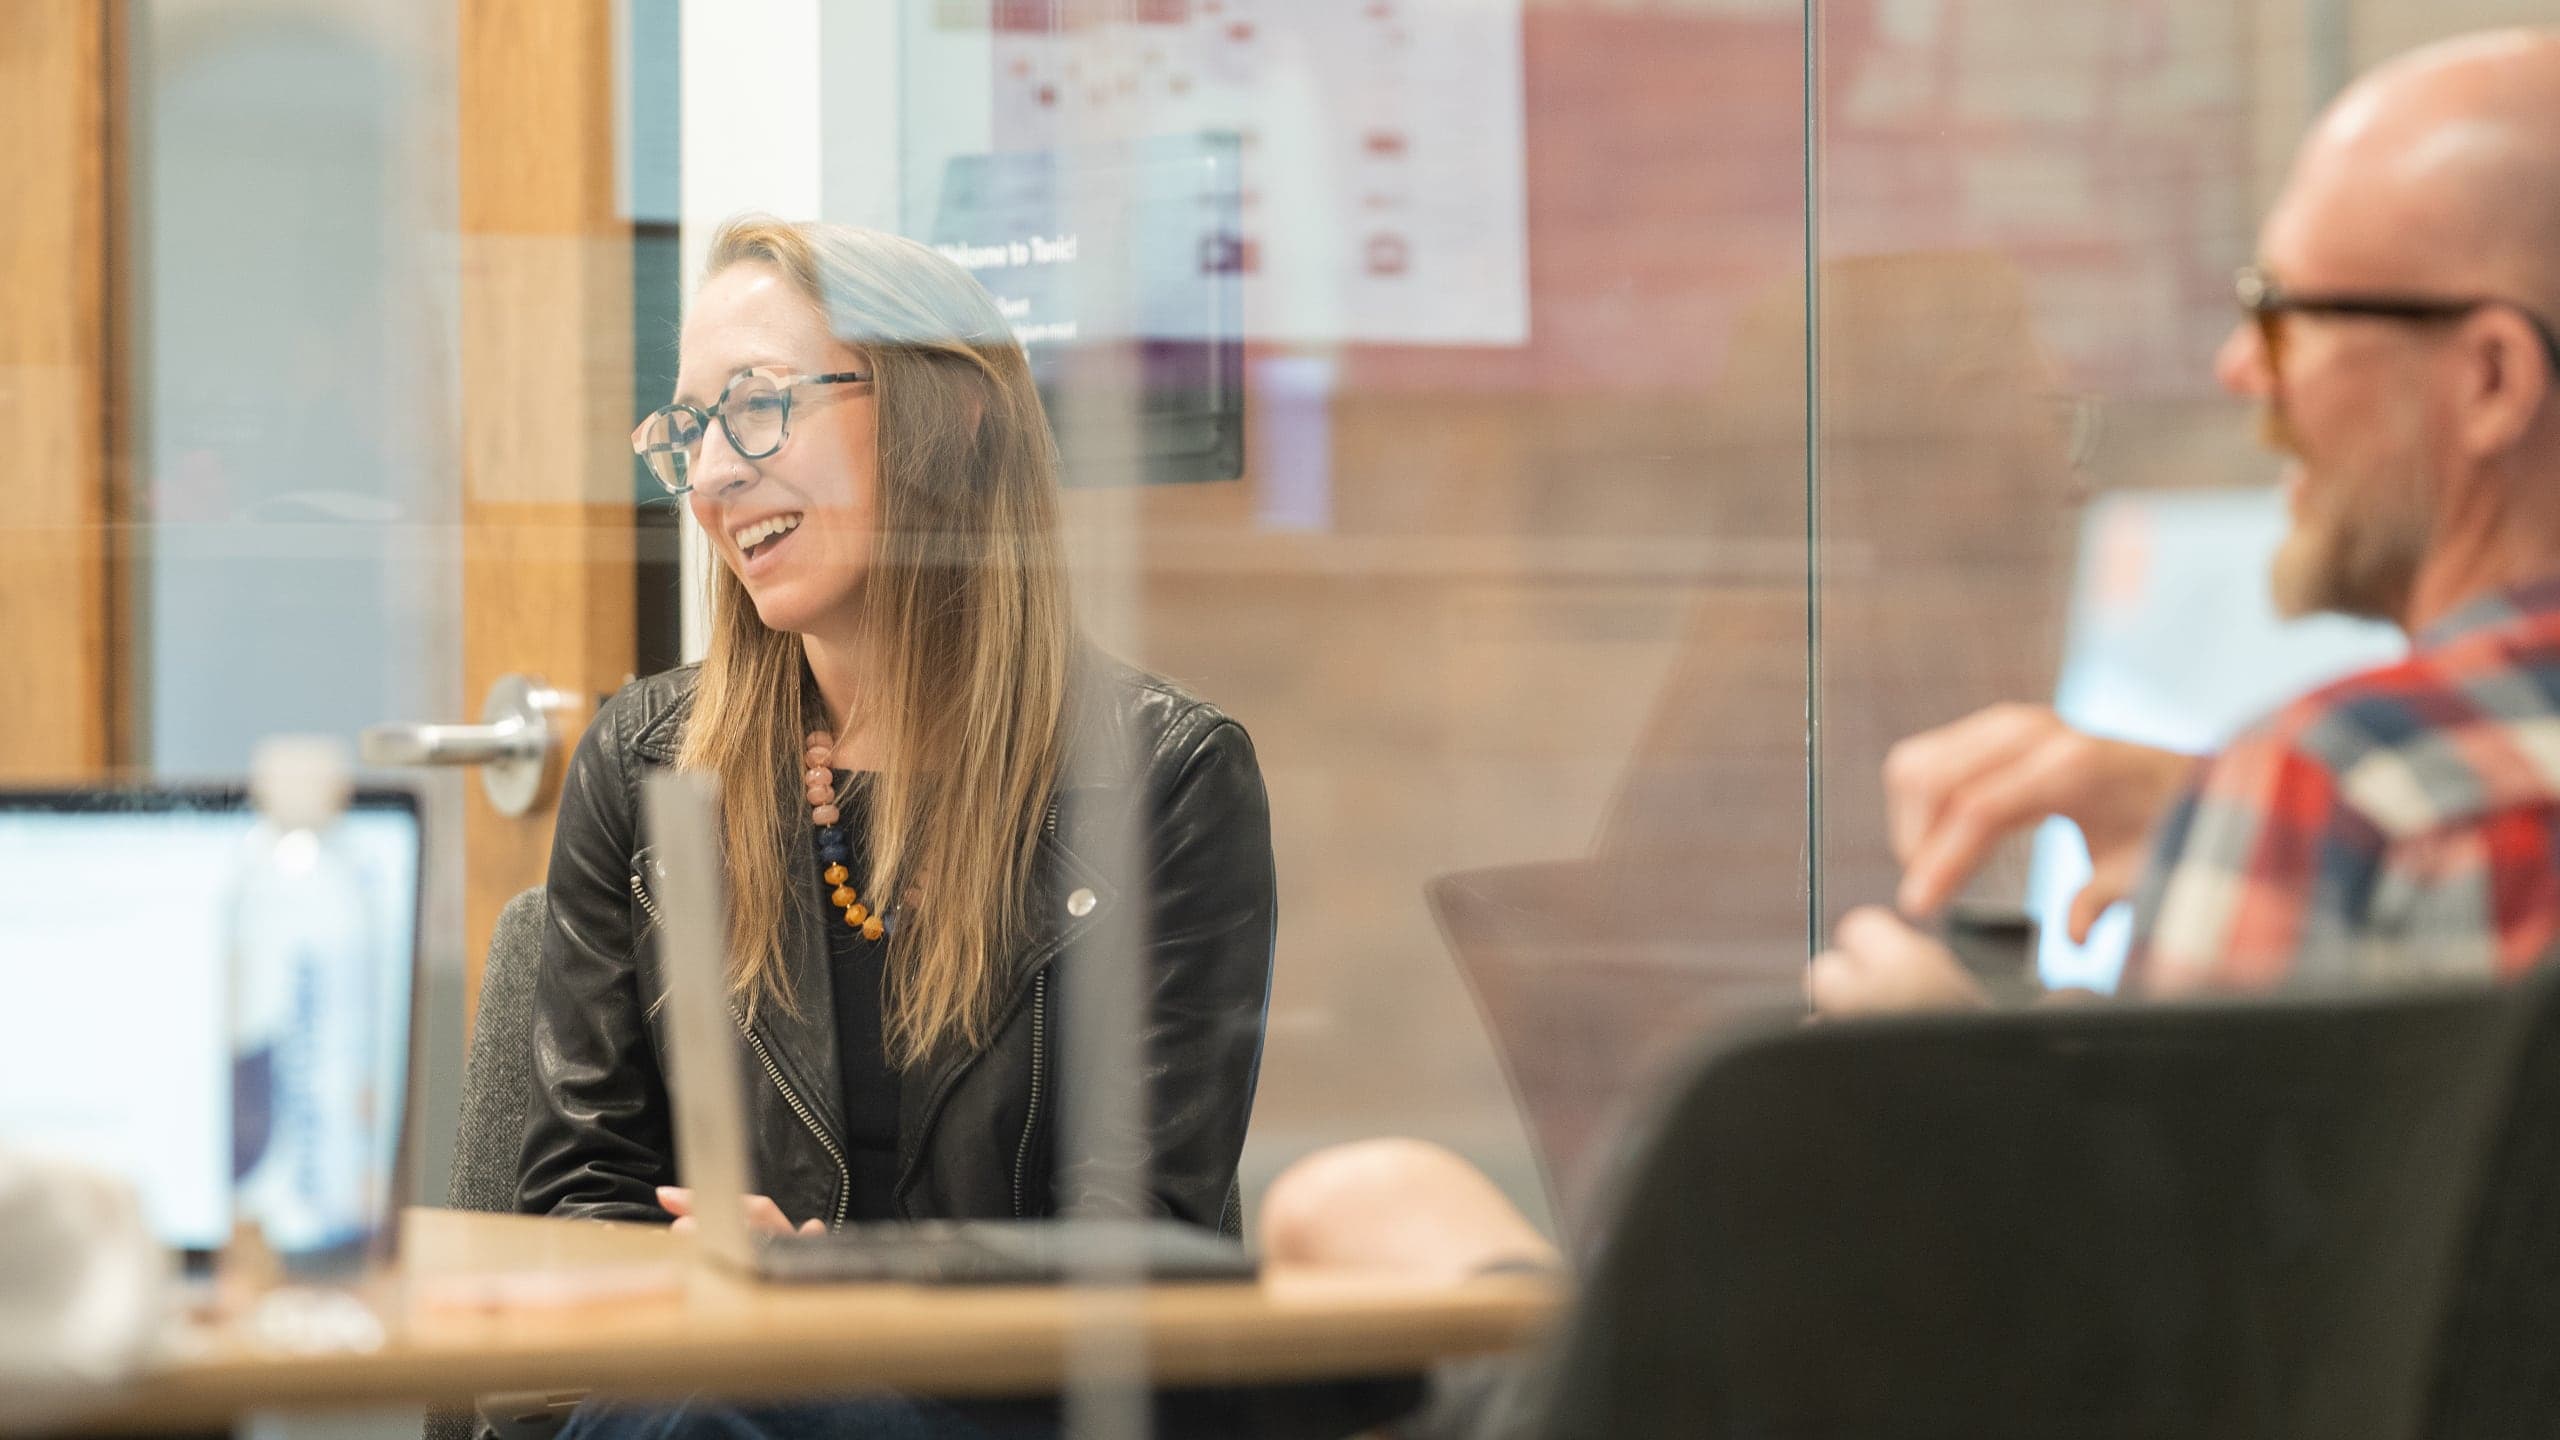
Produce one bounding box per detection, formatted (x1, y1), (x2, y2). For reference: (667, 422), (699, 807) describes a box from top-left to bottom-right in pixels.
(250, 736), (353, 829)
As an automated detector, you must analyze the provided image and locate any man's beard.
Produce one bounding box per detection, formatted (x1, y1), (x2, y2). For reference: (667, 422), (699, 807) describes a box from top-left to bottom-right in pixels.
(2263, 402), (2433, 624)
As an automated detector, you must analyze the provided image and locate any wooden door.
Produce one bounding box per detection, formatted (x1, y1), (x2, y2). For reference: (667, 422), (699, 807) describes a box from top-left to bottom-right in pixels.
(2, 4), (640, 1030)
(1, 3), (117, 783)
(455, 0), (636, 1022)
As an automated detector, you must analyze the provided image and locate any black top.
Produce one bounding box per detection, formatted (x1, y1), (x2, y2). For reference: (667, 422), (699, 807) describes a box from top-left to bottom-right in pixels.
(817, 773), (901, 1222)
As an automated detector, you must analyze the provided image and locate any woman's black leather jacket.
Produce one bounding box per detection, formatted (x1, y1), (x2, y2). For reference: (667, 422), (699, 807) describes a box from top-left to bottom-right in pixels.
(516, 653), (1276, 1231)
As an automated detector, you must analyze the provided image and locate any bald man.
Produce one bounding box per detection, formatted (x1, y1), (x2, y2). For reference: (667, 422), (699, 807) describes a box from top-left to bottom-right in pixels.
(1260, 29), (2560, 1435)
(1816, 26), (2560, 1013)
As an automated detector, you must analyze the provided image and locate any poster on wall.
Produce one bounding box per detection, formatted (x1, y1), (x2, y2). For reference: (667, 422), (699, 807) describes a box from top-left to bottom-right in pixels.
(928, 131), (1248, 485)
(963, 0), (1528, 346)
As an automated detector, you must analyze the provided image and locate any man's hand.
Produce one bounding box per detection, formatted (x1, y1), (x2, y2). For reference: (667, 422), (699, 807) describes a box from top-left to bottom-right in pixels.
(1884, 704), (2191, 940)
(656, 1185), (824, 1236)
(1810, 906), (1992, 1017)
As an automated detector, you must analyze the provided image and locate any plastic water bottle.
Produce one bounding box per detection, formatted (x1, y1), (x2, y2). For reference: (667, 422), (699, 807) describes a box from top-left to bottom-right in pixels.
(226, 737), (381, 1280)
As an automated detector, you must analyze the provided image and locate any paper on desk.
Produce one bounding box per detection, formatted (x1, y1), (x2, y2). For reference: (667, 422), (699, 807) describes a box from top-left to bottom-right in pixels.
(0, 1150), (172, 1429)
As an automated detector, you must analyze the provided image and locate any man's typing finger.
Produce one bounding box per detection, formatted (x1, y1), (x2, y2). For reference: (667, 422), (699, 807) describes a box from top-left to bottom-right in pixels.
(1884, 705), (2061, 866)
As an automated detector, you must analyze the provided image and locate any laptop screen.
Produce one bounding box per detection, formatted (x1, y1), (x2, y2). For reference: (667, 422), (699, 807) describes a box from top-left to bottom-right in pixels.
(0, 788), (423, 1254)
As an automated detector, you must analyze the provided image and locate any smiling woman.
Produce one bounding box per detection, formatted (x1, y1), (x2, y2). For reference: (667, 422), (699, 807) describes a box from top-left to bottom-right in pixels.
(519, 216), (1277, 1242)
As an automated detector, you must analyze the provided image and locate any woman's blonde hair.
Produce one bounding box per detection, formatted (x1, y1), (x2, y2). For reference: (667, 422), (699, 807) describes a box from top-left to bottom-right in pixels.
(678, 215), (1071, 1067)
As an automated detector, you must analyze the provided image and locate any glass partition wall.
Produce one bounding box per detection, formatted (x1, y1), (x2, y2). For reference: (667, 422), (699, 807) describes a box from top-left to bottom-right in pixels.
(54, 0), (2560, 1431)
(871, 2), (1819, 1236)
(103, 0), (2547, 1243)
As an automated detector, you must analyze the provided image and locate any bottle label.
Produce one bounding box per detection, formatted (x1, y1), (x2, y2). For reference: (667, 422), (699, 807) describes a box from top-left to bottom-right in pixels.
(232, 928), (377, 1265)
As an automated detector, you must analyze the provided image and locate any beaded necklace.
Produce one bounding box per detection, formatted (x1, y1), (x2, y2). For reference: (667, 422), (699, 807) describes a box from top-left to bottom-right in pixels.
(802, 726), (887, 941)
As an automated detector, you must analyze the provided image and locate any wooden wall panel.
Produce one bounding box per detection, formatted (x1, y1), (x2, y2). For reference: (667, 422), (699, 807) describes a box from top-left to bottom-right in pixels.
(0, 3), (112, 781)
(458, 0), (635, 1018)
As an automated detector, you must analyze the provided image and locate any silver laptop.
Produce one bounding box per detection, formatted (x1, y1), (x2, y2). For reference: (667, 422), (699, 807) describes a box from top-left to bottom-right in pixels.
(0, 785), (424, 1268)
(641, 769), (1256, 1284)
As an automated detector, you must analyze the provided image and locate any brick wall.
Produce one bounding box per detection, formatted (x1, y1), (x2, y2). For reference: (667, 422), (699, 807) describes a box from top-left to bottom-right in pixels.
(1119, 0), (2314, 1213)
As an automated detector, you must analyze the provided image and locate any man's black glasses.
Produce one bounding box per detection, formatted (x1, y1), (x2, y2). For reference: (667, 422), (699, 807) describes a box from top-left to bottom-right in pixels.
(2235, 264), (2560, 378)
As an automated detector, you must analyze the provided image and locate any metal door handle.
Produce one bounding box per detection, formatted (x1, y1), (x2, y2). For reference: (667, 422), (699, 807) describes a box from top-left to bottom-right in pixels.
(359, 718), (544, 768)
(362, 673), (582, 817)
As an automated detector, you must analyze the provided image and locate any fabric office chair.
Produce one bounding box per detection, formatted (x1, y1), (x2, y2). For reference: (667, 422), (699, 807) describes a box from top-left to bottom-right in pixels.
(446, 887), (550, 1217)
(1520, 975), (2547, 1440)
(425, 887), (551, 1440)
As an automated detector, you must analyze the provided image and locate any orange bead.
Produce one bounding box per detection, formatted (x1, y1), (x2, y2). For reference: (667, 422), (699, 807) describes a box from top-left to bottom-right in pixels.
(823, 864), (849, 886)
(847, 903), (869, 925)
(862, 916), (886, 941)
(832, 885), (858, 908)
(843, 908), (865, 928)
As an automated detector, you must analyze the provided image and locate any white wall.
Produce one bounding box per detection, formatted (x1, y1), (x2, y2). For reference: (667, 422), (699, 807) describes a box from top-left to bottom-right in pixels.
(676, 0), (825, 660)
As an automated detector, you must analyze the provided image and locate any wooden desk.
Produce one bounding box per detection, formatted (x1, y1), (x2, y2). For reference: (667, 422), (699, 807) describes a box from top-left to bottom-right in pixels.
(63, 1210), (1559, 1432)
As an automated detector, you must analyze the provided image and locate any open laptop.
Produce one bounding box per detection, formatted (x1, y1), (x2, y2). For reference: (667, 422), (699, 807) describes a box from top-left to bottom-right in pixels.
(641, 769), (1256, 1284)
(0, 785), (424, 1268)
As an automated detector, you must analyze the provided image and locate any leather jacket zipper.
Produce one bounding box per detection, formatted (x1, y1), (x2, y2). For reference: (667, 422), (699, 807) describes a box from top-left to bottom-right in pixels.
(902, 797), (1068, 1206)
(1012, 970), (1048, 1218)
(630, 868), (853, 1231)
(1009, 799), (1062, 1217)
(737, 1025), (852, 1231)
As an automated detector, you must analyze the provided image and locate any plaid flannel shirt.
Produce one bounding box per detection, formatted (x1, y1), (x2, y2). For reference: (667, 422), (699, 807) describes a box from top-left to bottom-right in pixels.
(2127, 576), (2560, 995)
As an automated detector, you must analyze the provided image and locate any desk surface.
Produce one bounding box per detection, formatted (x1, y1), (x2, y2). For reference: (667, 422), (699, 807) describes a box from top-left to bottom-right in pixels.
(66, 1209), (1559, 1431)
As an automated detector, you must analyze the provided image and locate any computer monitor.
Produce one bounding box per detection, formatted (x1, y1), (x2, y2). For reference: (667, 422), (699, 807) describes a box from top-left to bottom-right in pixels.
(0, 787), (424, 1257)
(2026, 488), (2404, 992)
(928, 131), (1245, 487)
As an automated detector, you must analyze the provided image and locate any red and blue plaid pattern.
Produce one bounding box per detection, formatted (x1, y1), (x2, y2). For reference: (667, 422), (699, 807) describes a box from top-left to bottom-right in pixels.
(2128, 576), (2560, 994)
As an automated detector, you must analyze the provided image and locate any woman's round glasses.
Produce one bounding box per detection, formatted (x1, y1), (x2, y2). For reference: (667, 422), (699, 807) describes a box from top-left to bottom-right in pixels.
(631, 368), (871, 495)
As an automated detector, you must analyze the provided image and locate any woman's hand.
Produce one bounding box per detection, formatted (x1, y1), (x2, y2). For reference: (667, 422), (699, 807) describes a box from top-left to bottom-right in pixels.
(655, 1185), (824, 1236)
